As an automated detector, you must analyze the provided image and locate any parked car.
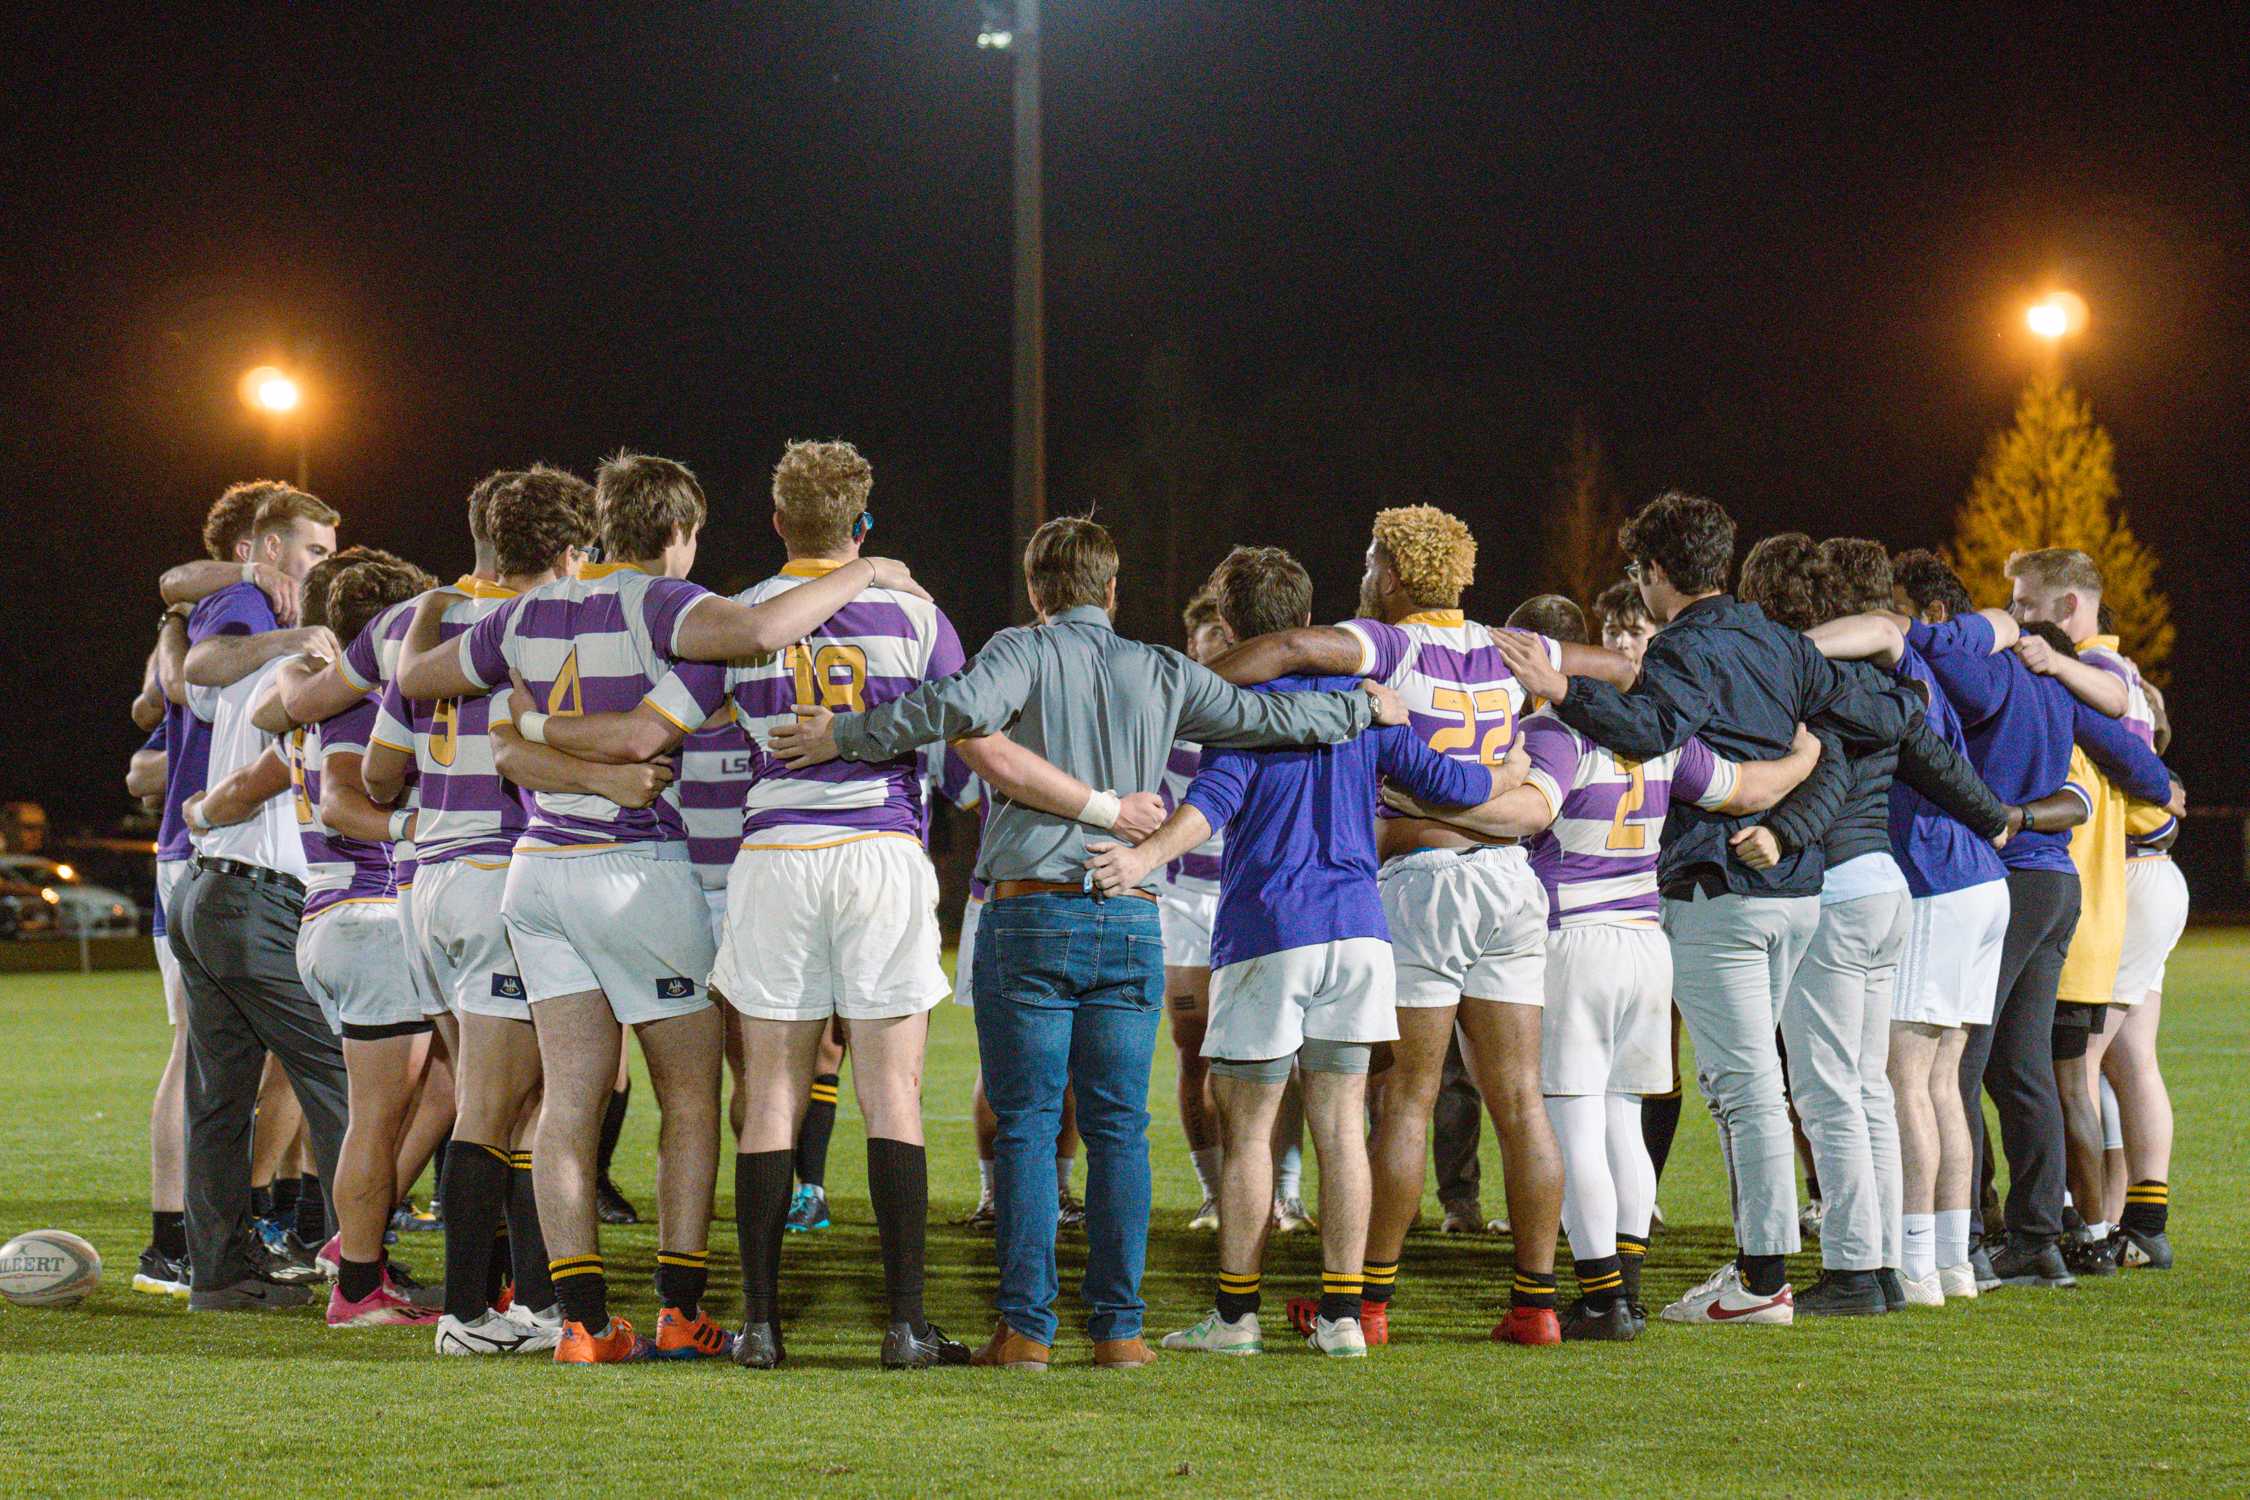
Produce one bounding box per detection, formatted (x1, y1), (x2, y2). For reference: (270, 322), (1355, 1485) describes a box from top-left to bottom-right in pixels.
(0, 876), (60, 940)
(0, 856), (137, 937)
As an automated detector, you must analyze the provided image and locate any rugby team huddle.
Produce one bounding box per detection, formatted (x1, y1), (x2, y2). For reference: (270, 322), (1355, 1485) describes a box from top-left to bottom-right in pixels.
(119, 446), (2190, 1368)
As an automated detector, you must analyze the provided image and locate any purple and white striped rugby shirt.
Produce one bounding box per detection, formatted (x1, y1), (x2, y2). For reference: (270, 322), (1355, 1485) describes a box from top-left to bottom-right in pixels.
(290, 697), (398, 920)
(370, 577), (528, 869)
(1157, 741), (1225, 895)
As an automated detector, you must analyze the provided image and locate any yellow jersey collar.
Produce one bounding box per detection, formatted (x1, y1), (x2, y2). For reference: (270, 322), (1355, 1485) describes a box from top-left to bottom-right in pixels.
(576, 560), (650, 582)
(781, 557), (853, 578)
(452, 574), (519, 600)
(1400, 608), (1465, 628)
(2085, 633), (2120, 653)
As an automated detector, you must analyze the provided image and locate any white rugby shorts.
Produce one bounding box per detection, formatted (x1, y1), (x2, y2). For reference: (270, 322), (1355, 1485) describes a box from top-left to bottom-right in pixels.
(154, 858), (189, 1024)
(1159, 883), (1218, 970)
(413, 859), (527, 1020)
(2113, 857), (2189, 1004)
(297, 900), (426, 1033)
(711, 837), (949, 1023)
(502, 849), (715, 1024)
(1892, 879), (2010, 1029)
(1540, 923), (1673, 1095)
(1205, 937), (1400, 1061)
(1380, 844), (1549, 1008)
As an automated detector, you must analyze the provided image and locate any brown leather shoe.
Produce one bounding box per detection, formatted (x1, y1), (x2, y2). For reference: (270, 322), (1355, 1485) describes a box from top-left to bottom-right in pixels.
(1093, 1335), (1157, 1368)
(970, 1320), (1050, 1370)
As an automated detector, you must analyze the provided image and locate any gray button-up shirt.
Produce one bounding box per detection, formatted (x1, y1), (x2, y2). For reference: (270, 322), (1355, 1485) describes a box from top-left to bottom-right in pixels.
(830, 604), (1376, 888)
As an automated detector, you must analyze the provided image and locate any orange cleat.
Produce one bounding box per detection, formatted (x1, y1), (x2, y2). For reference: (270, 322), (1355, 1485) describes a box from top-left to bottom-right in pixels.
(1291, 1295), (1390, 1345)
(1492, 1306), (1560, 1346)
(555, 1316), (654, 1363)
(493, 1281), (514, 1315)
(654, 1306), (739, 1361)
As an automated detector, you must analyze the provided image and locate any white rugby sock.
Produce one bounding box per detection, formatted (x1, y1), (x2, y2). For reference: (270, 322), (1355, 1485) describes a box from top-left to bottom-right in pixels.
(1546, 1094), (1616, 1260)
(1935, 1208), (1971, 1268)
(977, 1158), (994, 1194)
(1056, 1155), (1074, 1191)
(1902, 1213), (1937, 1281)
(1190, 1148), (1222, 1200)
(1604, 1094), (1656, 1242)
(1275, 1145), (1303, 1203)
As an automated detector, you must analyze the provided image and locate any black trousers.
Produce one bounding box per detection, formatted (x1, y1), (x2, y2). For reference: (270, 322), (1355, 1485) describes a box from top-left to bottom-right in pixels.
(1958, 867), (2080, 1246)
(170, 864), (350, 1290)
(1432, 1033), (1483, 1209)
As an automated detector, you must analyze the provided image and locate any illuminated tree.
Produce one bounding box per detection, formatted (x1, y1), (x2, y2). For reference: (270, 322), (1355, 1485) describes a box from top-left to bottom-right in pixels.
(1541, 415), (1626, 609)
(1949, 374), (2173, 679)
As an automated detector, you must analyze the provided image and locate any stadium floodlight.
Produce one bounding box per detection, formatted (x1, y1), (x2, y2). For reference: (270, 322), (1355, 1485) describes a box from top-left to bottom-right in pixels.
(246, 367), (301, 413)
(977, 1), (1012, 47)
(2025, 291), (2086, 342)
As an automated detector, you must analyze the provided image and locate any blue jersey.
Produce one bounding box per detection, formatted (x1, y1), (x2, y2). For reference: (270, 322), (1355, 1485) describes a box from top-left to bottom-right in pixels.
(1887, 645), (2007, 898)
(159, 583), (277, 862)
(1181, 675), (1490, 970)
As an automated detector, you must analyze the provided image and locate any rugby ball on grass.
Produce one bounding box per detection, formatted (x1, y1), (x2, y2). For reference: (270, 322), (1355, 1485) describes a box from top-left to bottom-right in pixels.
(0, 1229), (101, 1307)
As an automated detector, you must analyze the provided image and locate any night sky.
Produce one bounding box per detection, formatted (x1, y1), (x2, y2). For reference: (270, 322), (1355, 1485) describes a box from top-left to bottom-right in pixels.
(6, 4), (2245, 830)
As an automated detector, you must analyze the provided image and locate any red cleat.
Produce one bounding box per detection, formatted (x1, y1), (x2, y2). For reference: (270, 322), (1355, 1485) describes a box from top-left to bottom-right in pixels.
(1492, 1306), (1560, 1346)
(1359, 1301), (1390, 1346)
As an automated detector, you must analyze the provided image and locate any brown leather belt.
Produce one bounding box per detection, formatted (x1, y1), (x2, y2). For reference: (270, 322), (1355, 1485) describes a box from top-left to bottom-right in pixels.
(991, 878), (1157, 904)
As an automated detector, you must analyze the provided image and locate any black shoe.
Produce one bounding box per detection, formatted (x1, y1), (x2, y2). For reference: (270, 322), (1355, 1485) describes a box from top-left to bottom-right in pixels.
(595, 1176), (640, 1226)
(1559, 1298), (1639, 1342)
(2064, 1234), (2122, 1277)
(1627, 1302), (1649, 1335)
(1795, 1270), (1887, 1317)
(132, 1246), (190, 1297)
(882, 1318), (973, 1368)
(1875, 1269), (1907, 1312)
(188, 1275), (313, 1311)
(383, 1258), (446, 1308)
(733, 1318), (785, 1369)
(1990, 1239), (2077, 1289)
(1968, 1243), (2000, 1292)
(244, 1232), (325, 1286)
(2118, 1225), (2173, 1270)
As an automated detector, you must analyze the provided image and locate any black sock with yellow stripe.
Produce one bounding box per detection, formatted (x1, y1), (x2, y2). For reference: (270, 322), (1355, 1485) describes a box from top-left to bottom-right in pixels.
(549, 1254), (607, 1331)
(656, 1248), (710, 1321)
(2121, 1180), (2169, 1235)
(1361, 1257), (1399, 1307)
(1318, 1271), (1362, 1324)
(797, 1074), (840, 1191)
(1574, 1254), (1625, 1310)
(440, 1141), (512, 1323)
(507, 1154), (553, 1311)
(1616, 1234), (1649, 1307)
(1511, 1265), (1559, 1311)
(1216, 1268), (1261, 1322)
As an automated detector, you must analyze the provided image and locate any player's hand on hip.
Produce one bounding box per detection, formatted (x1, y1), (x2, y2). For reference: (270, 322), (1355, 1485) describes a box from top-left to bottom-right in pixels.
(1729, 824), (1781, 870)
(1113, 791), (1166, 842)
(1363, 679), (1409, 726)
(772, 705), (841, 768)
(1495, 629), (1568, 702)
(1084, 840), (1151, 896)
(863, 558), (932, 602)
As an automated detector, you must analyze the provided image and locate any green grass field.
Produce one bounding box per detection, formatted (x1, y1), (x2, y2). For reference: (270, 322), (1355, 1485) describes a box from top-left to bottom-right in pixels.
(4, 935), (2246, 1498)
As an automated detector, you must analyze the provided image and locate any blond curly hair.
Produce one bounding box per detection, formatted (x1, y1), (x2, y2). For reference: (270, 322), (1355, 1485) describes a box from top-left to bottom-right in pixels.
(1371, 505), (1476, 608)
(773, 439), (874, 554)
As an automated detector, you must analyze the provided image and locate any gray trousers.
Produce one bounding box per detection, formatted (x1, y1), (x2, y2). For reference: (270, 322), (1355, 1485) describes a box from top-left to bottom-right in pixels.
(1662, 888), (1820, 1257)
(169, 864), (350, 1290)
(1780, 888), (1909, 1271)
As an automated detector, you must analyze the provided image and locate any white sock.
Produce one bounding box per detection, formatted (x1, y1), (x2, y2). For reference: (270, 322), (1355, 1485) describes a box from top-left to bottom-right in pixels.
(977, 1157), (994, 1194)
(1276, 1145), (1303, 1203)
(1190, 1147), (1222, 1200)
(2079, 1219), (2110, 1242)
(1935, 1208), (1971, 1268)
(1902, 1213), (1937, 1281)
(1056, 1156), (1075, 1192)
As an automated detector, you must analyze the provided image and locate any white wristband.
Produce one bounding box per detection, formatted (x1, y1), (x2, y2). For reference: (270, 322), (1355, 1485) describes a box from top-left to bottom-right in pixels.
(387, 809), (414, 842)
(517, 711), (550, 745)
(1078, 788), (1122, 830)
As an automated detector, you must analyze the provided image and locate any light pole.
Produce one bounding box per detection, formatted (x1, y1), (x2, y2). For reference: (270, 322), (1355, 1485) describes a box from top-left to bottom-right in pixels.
(242, 365), (310, 490)
(982, 2), (1045, 620)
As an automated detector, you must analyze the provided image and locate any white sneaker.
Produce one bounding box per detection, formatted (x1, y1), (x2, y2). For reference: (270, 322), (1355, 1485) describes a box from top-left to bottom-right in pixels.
(434, 1309), (541, 1356)
(1799, 1199), (1826, 1241)
(1938, 1262), (1980, 1300)
(1188, 1198), (1220, 1232)
(1273, 1198), (1315, 1234)
(1159, 1309), (1263, 1354)
(1660, 1261), (1794, 1325)
(1307, 1315), (1367, 1358)
(1897, 1269), (1945, 1307)
(502, 1301), (565, 1351)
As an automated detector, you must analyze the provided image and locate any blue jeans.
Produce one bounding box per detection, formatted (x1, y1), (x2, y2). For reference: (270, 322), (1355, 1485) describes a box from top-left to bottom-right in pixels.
(972, 892), (1164, 1345)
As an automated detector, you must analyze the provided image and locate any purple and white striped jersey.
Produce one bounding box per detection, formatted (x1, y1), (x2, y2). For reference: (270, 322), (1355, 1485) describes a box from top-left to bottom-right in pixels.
(1520, 713), (1737, 930)
(1158, 742), (1225, 894)
(289, 697), (398, 920)
(337, 594), (425, 886)
(678, 708), (754, 889)
(460, 562), (719, 855)
(673, 562), (966, 850)
(1339, 611), (1562, 820)
(2078, 635), (2168, 856)
(371, 578), (526, 868)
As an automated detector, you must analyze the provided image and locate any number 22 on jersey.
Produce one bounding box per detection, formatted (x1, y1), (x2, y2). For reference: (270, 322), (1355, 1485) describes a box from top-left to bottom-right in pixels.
(1427, 686), (1516, 766)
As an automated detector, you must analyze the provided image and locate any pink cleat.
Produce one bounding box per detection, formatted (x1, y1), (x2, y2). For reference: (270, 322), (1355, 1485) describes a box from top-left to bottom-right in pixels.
(328, 1275), (442, 1328)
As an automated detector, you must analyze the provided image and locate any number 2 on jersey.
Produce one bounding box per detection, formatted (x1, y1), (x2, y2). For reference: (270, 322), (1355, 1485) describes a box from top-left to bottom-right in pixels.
(1427, 686), (1516, 766)
(1607, 757), (1648, 851)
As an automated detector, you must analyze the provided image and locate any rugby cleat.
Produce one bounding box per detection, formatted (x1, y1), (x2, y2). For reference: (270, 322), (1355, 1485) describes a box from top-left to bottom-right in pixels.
(784, 1184), (830, 1234)
(132, 1247), (190, 1298)
(1895, 1269), (1946, 1308)
(2064, 1233), (2122, 1277)
(2118, 1226), (2173, 1270)
(1794, 1271), (1887, 1317)
(732, 1319), (786, 1370)
(1938, 1262), (1980, 1300)
(187, 1275), (313, 1312)
(653, 1306), (738, 1361)
(957, 1192), (997, 1232)
(1661, 1262), (1794, 1325)
(1968, 1243), (2001, 1292)
(391, 1199), (443, 1234)
(1560, 1298), (1639, 1342)
(555, 1317), (654, 1363)
(1188, 1197), (1220, 1232)
(244, 1230), (325, 1286)
(1057, 1186), (1087, 1231)
(435, 1309), (541, 1355)
(327, 1278), (441, 1328)
(1159, 1309), (1263, 1355)
(1272, 1197), (1315, 1234)
(1307, 1315), (1367, 1358)
(1492, 1306), (1561, 1346)
(881, 1319), (973, 1369)
(503, 1301), (566, 1351)
(1990, 1240), (2077, 1289)
(594, 1176), (640, 1226)
(1439, 1200), (1485, 1235)
(1799, 1198), (1826, 1242)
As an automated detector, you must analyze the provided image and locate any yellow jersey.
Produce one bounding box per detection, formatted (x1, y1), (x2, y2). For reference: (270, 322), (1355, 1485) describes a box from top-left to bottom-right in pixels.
(2056, 745), (2129, 1005)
